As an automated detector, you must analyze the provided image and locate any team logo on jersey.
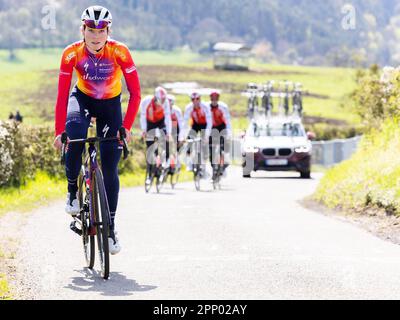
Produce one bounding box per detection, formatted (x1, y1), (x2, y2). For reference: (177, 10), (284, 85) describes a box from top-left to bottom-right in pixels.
(115, 48), (126, 61)
(84, 62), (89, 73)
(65, 52), (76, 63)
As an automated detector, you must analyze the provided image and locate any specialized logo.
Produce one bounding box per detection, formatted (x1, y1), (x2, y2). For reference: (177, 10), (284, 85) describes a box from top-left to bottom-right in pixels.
(90, 150), (96, 163)
(102, 124), (110, 137)
(84, 62), (89, 73)
(84, 109), (89, 118)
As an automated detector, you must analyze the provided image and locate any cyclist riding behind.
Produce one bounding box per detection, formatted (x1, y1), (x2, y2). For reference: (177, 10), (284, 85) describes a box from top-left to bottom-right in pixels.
(209, 91), (232, 176)
(167, 94), (184, 170)
(53, 6), (141, 255)
(183, 92), (212, 173)
(140, 87), (172, 184)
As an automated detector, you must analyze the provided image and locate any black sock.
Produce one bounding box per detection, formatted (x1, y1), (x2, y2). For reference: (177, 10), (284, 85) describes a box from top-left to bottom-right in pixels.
(67, 179), (78, 204)
(110, 212), (116, 232)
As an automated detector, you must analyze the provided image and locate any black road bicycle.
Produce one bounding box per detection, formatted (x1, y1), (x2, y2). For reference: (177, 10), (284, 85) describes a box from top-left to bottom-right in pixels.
(186, 137), (204, 191)
(61, 128), (128, 280)
(211, 150), (225, 190)
(144, 136), (169, 193)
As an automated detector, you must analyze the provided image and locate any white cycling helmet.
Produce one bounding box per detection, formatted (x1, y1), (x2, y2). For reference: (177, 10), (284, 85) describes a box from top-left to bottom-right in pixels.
(81, 6), (112, 29)
(190, 92), (201, 100)
(167, 94), (176, 105)
(155, 86), (167, 103)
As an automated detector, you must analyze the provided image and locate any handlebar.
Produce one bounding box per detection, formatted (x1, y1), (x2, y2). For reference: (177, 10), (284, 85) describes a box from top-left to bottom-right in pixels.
(60, 127), (129, 165)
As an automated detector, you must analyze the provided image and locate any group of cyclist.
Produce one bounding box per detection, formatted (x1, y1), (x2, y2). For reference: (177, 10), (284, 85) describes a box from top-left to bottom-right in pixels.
(140, 87), (232, 183)
(53, 6), (232, 256)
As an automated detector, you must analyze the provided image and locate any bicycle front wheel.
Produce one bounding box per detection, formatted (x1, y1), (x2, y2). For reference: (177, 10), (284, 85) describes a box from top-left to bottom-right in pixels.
(145, 167), (154, 193)
(194, 165), (201, 191)
(92, 169), (110, 280)
(78, 173), (95, 269)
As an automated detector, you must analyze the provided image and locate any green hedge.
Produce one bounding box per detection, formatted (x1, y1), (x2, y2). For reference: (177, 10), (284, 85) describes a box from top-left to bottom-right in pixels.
(305, 123), (364, 141)
(0, 121), (146, 188)
(313, 118), (400, 215)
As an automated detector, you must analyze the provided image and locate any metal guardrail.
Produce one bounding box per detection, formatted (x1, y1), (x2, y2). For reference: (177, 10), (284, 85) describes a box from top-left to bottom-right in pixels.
(311, 136), (362, 166)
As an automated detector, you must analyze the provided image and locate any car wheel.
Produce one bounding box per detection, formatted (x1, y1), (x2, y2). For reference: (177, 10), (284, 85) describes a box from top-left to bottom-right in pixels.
(243, 171), (251, 178)
(300, 171), (311, 179)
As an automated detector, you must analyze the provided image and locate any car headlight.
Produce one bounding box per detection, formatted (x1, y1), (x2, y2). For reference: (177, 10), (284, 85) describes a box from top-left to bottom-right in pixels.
(294, 145), (311, 153)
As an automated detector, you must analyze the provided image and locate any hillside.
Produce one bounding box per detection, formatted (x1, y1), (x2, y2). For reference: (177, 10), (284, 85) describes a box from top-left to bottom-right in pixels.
(0, 0), (399, 66)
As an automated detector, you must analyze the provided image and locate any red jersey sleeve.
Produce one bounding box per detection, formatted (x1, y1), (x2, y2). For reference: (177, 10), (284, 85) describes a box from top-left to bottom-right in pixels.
(115, 43), (141, 131)
(54, 45), (76, 136)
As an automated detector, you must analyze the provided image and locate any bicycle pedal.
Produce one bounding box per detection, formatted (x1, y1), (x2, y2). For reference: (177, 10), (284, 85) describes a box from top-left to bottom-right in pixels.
(70, 221), (82, 236)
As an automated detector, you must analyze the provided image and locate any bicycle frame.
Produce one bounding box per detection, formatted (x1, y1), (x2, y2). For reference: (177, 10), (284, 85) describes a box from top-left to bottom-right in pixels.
(61, 131), (128, 230)
(81, 142), (105, 234)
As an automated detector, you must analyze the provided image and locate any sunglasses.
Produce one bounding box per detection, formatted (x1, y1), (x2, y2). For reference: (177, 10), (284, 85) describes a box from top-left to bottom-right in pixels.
(192, 97), (200, 101)
(84, 20), (109, 29)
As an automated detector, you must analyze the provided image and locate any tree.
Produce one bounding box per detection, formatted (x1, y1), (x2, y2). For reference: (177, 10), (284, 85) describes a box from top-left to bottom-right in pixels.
(252, 40), (275, 63)
(187, 18), (229, 52)
(0, 8), (30, 60)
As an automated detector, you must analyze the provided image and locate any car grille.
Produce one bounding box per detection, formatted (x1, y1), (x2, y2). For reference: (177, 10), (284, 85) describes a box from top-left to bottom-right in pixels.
(279, 148), (292, 156)
(262, 148), (276, 156)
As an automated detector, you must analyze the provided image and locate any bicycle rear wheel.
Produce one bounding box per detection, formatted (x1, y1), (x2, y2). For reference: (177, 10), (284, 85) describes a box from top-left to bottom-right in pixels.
(92, 169), (110, 280)
(78, 173), (95, 269)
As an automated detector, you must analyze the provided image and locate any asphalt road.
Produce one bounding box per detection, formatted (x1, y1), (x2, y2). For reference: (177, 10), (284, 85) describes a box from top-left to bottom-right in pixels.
(13, 167), (400, 299)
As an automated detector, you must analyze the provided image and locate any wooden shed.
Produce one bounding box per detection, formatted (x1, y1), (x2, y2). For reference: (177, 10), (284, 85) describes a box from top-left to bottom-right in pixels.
(213, 42), (251, 71)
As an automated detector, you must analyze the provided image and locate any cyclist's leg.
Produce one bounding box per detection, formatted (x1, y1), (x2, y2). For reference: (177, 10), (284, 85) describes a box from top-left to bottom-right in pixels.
(161, 127), (170, 165)
(146, 121), (163, 171)
(186, 126), (200, 170)
(220, 128), (229, 172)
(65, 88), (91, 202)
(96, 95), (122, 232)
(199, 124), (208, 175)
(213, 125), (227, 172)
(145, 139), (155, 175)
(171, 127), (179, 168)
(209, 128), (219, 170)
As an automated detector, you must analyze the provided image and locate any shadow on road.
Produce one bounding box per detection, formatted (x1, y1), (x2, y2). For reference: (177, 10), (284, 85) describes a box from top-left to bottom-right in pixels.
(250, 176), (315, 180)
(64, 269), (157, 297)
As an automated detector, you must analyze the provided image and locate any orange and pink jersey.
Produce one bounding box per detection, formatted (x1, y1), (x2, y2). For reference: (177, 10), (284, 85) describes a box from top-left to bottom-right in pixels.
(55, 39), (141, 135)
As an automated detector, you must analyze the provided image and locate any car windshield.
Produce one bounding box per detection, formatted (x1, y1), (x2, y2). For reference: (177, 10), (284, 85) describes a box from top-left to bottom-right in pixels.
(250, 122), (305, 137)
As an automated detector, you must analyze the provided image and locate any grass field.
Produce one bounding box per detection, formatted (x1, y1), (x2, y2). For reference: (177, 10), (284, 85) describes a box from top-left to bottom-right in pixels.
(0, 48), (359, 130)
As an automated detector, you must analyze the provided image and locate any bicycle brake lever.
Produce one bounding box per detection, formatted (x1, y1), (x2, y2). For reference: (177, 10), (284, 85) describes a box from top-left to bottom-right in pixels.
(118, 127), (129, 160)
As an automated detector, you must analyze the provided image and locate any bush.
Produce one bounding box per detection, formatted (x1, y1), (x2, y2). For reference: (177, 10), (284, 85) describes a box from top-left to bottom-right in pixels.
(314, 117), (400, 215)
(0, 122), (14, 186)
(352, 65), (400, 130)
(305, 123), (364, 141)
